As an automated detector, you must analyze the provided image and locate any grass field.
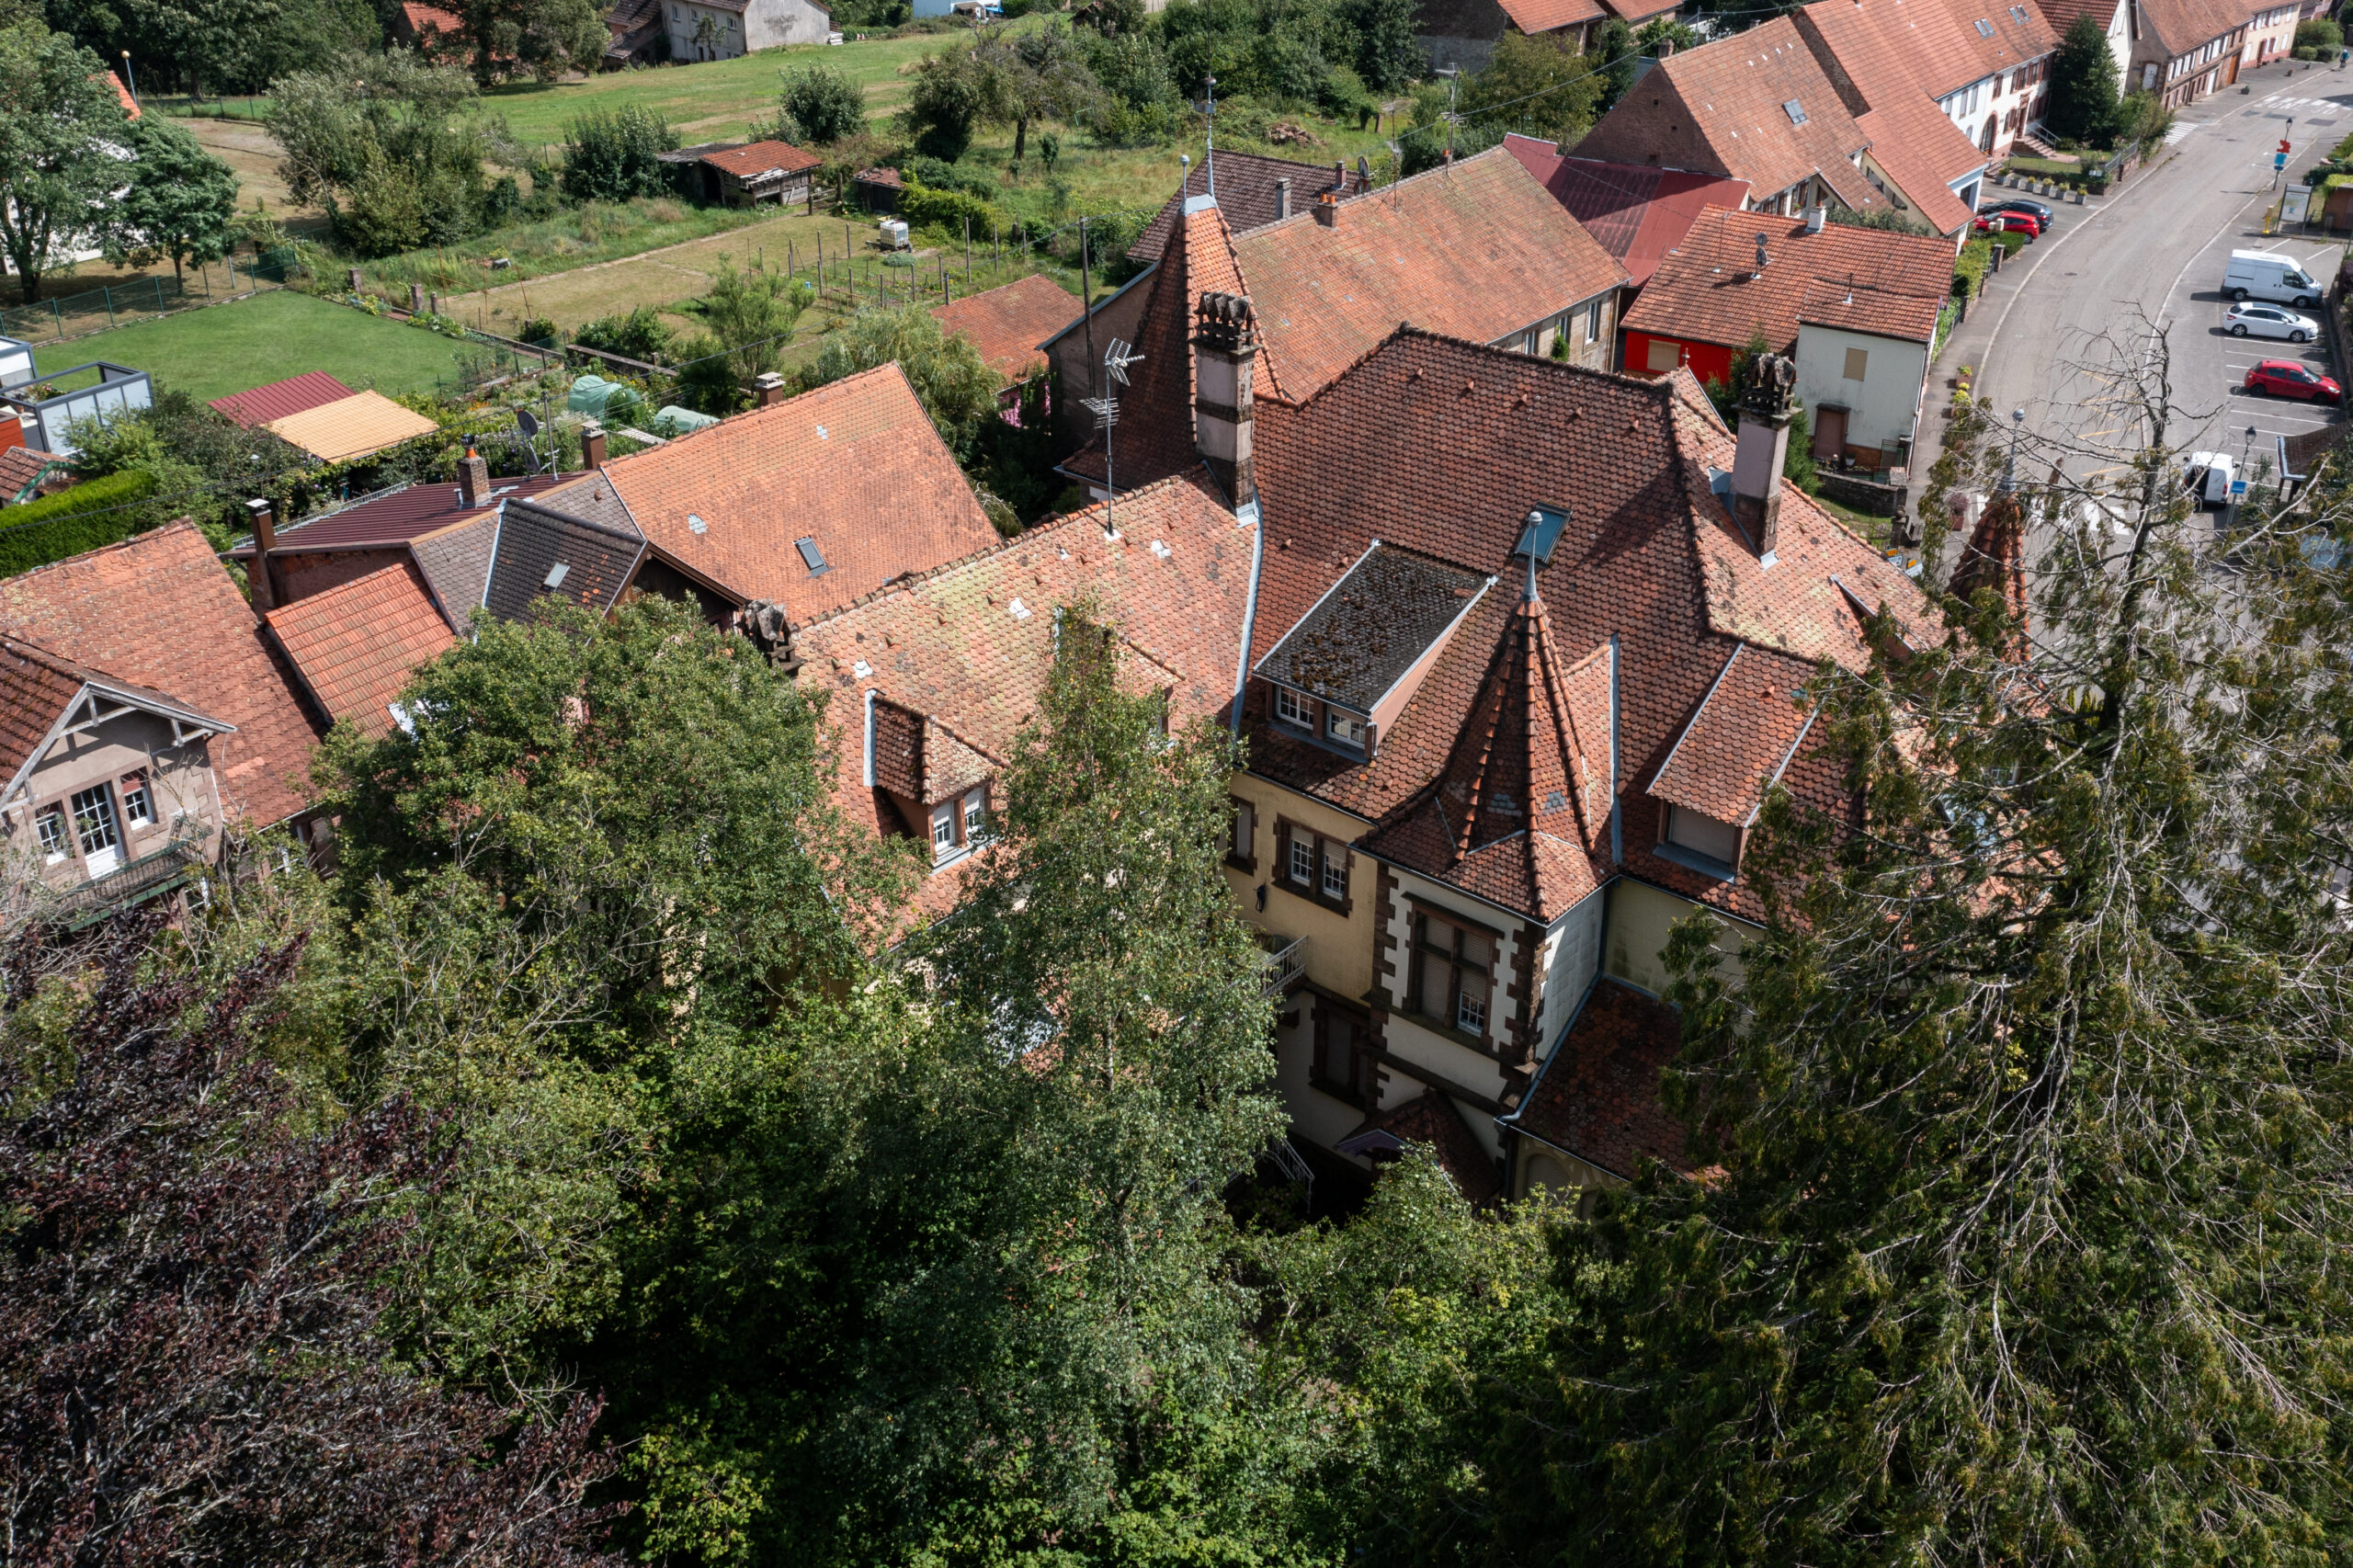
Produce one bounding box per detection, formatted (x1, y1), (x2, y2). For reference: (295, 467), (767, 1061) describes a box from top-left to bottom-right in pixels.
(32, 290), (472, 403)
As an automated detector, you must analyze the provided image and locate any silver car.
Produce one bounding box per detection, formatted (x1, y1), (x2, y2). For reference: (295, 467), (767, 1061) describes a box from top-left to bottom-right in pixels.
(2226, 301), (2319, 342)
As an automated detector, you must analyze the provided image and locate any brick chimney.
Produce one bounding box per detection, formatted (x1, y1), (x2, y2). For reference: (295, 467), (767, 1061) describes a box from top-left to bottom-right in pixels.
(581, 421), (607, 470)
(244, 497), (278, 613)
(1332, 159), (1346, 192)
(1191, 290), (1260, 506)
(1313, 189), (1339, 228)
(755, 371), (786, 408)
(1730, 352), (1797, 561)
(1276, 176), (1291, 219)
(457, 445), (490, 509)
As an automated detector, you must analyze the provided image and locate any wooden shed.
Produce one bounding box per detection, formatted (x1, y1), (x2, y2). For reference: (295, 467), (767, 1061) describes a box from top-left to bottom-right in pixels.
(697, 141), (824, 210)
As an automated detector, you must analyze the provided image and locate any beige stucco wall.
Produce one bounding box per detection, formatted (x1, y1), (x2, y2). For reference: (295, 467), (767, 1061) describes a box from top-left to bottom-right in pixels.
(1602, 875), (1754, 994)
(1226, 770), (1377, 1006)
(5, 710), (221, 892)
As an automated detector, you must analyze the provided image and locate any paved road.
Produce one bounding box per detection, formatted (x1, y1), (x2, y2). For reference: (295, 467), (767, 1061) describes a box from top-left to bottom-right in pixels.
(1928, 59), (2348, 542)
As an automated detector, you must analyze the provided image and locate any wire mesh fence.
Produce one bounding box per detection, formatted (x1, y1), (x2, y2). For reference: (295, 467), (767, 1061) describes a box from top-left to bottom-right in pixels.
(1, 266), (287, 347)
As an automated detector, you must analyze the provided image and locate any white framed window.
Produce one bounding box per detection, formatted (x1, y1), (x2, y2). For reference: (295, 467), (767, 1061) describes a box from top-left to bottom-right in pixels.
(1413, 910), (1495, 1041)
(1325, 708), (1367, 749)
(1282, 824), (1350, 903)
(931, 805), (957, 858)
(1229, 799), (1254, 861)
(1457, 987), (1487, 1035)
(35, 805), (67, 863)
(1274, 685), (1313, 730)
(120, 771), (152, 828)
(1320, 847), (1347, 900)
(961, 787), (985, 842)
(1289, 835), (1314, 884)
(1584, 301), (1601, 344)
(71, 785), (118, 858)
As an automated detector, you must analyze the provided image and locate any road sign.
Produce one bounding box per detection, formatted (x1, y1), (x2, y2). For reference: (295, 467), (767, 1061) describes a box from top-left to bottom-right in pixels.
(2232, 479), (2249, 498)
(2277, 152), (2289, 169)
(2280, 138), (2293, 153)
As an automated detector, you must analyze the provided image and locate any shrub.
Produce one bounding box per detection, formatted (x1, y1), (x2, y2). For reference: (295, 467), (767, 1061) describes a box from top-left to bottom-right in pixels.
(897, 178), (1017, 245)
(2297, 17), (2342, 55)
(779, 62), (867, 144)
(1953, 236), (1994, 300)
(574, 304), (675, 363)
(562, 104), (676, 205)
(517, 316), (559, 347)
(0, 472), (164, 576)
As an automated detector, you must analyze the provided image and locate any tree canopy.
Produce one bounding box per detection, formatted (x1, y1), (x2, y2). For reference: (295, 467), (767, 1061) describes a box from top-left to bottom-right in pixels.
(0, 19), (134, 302)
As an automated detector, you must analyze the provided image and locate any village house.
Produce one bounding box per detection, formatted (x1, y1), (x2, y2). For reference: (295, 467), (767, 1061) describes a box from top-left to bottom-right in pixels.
(1794, 0), (2058, 163)
(1620, 205), (1954, 473)
(0, 522), (324, 923)
(2040, 0), (2248, 106)
(2243, 0), (2299, 67)
(1054, 147), (1630, 495)
(929, 272), (1081, 419)
(659, 0), (831, 62)
(1501, 132), (1751, 331)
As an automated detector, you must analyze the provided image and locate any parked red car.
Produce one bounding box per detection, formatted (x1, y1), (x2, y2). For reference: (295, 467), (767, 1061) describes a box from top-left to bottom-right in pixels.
(1973, 210), (2042, 239)
(2245, 358), (2342, 402)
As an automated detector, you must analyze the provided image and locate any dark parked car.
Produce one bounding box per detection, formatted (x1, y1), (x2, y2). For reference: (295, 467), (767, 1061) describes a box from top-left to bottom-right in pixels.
(1980, 196), (2056, 225)
(2245, 358), (2343, 402)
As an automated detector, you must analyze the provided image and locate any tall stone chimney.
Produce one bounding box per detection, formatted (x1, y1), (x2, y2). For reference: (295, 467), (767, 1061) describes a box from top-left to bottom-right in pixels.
(581, 421), (607, 470)
(1730, 352), (1797, 562)
(1191, 290), (1260, 506)
(1275, 176), (1291, 219)
(244, 497), (278, 613)
(457, 445), (490, 510)
(755, 371), (786, 408)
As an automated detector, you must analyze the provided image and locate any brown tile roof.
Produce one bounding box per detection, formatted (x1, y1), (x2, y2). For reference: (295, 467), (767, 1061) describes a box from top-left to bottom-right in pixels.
(1853, 95), (1985, 234)
(794, 470), (1255, 920)
(1074, 150), (1627, 491)
(0, 636), (239, 789)
(1623, 207), (1949, 351)
(0, 446), (65, 506)
(1129, 152), (1368, 266)
(1493, 0), (1604, 31)
(1649, 642), (1821, 824)
(410, 512), (499, 630)
(928, 273), (1079, 383)
(699, 140), (824, 178)
(482, 499), (644, 621)
(266, 561), (457, 736)
(1504, 134), (1753, 288)
(1233, 147), (1627, 403)
(0, 522), (323, 826)
(2030, 0), (2120, 35)
(1244, 330), (1932, 925)
(1798, 0), (2057, 104)
(210, 371), (356, 429)
(1340, 1093), (1502, 1205)
(1511, 977), (1688, 1178)
(2136, 0), (2246, 52)
(226, 472), (575, 557)
(1575, 17), (1886, 208)
(586, 364), (999, 624)
(260, 392), (441, 463)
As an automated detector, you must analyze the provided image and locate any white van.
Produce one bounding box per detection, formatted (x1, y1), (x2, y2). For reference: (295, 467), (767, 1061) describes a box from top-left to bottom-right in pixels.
(2181, 450), (2235, 507)
(2224, 250), (2323, 309)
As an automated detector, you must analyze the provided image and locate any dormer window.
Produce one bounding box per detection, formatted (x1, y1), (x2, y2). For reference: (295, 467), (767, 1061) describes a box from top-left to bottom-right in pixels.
(1665, 804), (1742, 875)
(929, 784), (989, 864)
(796, 537), (829, 574)
(1275, 685), (1314, 730)
(1325, 708), (1367, 749)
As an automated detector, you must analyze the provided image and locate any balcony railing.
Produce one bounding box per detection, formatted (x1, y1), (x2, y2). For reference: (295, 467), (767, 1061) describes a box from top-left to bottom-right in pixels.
(52, 841), (210, 929)
(1261, 932), (1307, 995)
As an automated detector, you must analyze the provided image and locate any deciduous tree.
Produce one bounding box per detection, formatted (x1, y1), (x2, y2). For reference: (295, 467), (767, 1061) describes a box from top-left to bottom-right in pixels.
(106, 115), (240, 285)
(0, 20), (132, 304)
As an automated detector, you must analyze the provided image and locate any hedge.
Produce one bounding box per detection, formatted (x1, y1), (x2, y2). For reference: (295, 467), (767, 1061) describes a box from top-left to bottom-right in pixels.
(1953, 236), (1994, 301)
(896, 180), (1018, 248)
(0, 471), (165, 577)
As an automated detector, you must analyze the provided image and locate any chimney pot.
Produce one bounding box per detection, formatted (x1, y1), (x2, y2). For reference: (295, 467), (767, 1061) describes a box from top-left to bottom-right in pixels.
(1276, 176), (1291, 219)
(581, 421), (607, 470)
(754, 370), (787, 408)
(244, 497), (278, 613)
(457, 446), (490, 510)
(1313, 191), (1339, 228)
(1658, 37), (1674, 55)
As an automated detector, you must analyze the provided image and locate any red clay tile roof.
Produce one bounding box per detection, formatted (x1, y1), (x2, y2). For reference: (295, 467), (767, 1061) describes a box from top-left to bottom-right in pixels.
(794, 469), (1255, 921)
(1623, 207), (1950, 351)
(0, 636), (239, 788)
(266, 561), (457, 737)
(699, 140), (824, 178)
(0, 446), (64, 506)
(109, 71), (139, 119)
(1798, 0), (2057, 103)
(929, 272), (1079, 383)
(1649, 642), (1821, 825)
(400, 0), (462, 32)
(576, 363), (999, 625)
(2135, 0), (2246, 52)
(0, 522), (323, 826)
(1128, 151), (1367, 266)
(1853, 95), (1986, 234)
(1504, 135), (1753, 288)
(210, 371), (356, 429)
(2030, 0), (2121, 35)
(1494, 0), (1605, 35)
(1575, 17), (1886, 208)
(1512, 977), (1688, 1178)
(1341, 1093), (1502, 1205)
(1244, 329), (1932, 925)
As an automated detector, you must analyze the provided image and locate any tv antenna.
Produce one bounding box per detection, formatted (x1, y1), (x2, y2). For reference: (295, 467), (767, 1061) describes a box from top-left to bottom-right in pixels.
(1082, 338), (1145, 537)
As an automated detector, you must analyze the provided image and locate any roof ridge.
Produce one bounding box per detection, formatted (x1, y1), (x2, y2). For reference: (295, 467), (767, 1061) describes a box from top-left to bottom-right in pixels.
(2, 517), (202, 585)
(502, 493), (647, 548)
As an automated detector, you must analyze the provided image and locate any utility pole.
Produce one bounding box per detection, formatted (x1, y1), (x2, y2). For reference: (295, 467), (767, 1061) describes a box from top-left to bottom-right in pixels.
(1079, 216), (1095, 399)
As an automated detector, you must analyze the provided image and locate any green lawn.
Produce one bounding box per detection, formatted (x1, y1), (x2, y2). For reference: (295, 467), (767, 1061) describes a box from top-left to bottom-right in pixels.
(33, 290), (472, 404)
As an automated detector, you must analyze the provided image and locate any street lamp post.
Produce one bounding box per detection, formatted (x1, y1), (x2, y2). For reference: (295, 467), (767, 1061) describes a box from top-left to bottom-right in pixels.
(119, 51), (137, 108)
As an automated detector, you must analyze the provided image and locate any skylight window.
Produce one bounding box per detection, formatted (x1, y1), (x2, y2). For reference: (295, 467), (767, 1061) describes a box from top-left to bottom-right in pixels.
(1975, 17), (1993, 34)
(796, 536), (829, 574)
(2008, 5), (2027, 19)
(1516, 506), (1571, 563)
(1782, 98), (1807, 124)
(542, 562), (570, 589)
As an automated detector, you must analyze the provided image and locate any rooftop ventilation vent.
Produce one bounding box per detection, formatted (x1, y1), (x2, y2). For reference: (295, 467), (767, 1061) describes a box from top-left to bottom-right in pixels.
(543, 562), (570, 590)
(1515, 506), (1570, 563)
(796, 536), (829, 574)
(1782, 98), (1807, 123)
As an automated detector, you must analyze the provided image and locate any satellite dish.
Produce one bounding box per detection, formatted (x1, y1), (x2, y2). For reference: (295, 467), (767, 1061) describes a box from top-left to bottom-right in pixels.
(1357, 154), (1371, 184)
(517, 408), (540, 438)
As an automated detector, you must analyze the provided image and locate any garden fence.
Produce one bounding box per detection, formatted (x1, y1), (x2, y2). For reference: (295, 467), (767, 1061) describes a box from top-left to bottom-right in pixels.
(1, 265), (287, 348)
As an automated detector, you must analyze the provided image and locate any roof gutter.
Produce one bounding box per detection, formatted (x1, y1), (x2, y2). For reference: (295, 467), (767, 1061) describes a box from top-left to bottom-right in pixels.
(1229, 496), (1265, 742)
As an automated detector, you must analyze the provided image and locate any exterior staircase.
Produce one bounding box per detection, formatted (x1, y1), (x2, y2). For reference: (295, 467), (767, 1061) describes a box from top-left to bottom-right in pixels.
(2010, 130), (2077, 162)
